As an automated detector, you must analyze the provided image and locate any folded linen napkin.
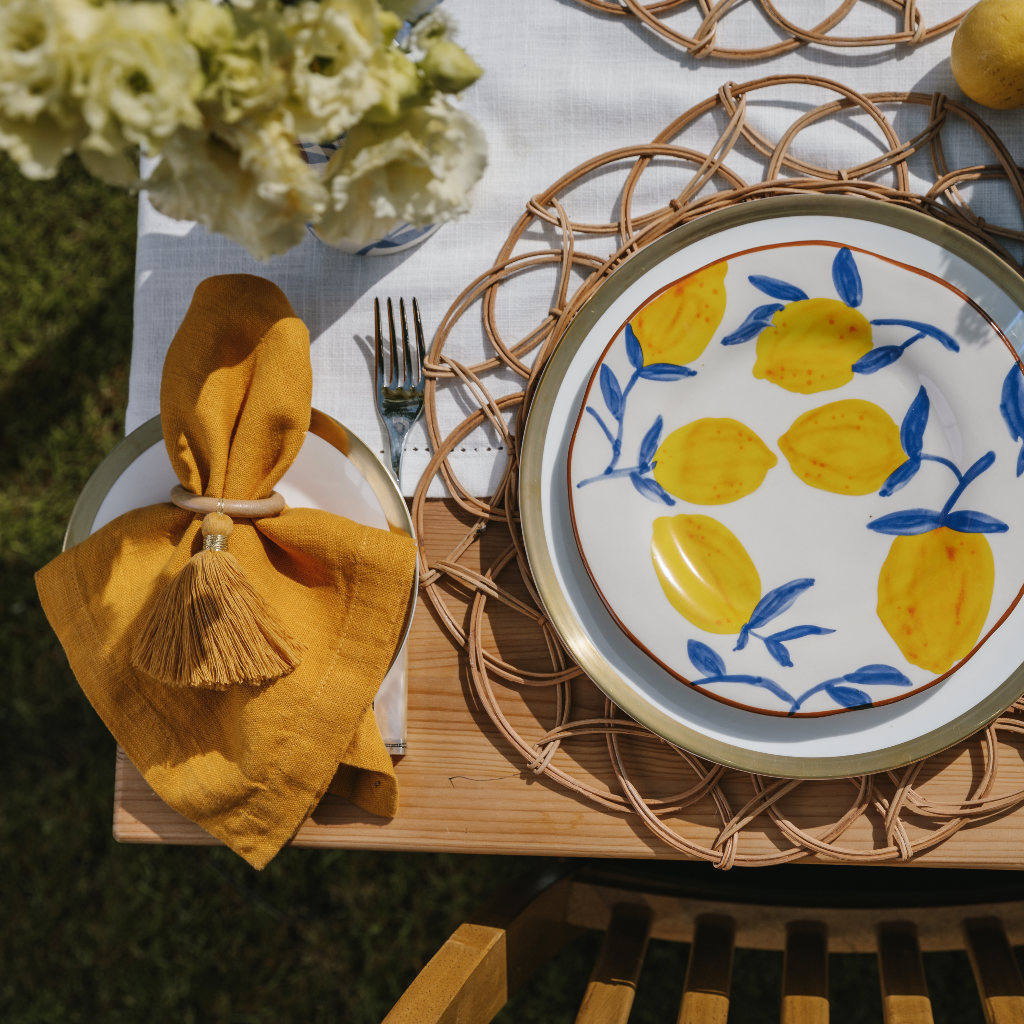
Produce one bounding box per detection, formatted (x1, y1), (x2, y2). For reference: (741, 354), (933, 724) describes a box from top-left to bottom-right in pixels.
(36, 274), (417, 868)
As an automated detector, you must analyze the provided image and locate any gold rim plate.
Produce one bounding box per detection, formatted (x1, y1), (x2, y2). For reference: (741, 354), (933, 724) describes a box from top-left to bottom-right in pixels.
(520, 195), (1024, 778)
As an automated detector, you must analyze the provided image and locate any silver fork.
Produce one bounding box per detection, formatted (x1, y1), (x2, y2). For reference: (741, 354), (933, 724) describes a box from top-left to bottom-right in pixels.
(375, 296), (426, 485)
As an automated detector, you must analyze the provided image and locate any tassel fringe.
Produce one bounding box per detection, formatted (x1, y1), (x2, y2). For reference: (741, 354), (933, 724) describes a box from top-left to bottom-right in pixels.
(132, 513), (304, 689)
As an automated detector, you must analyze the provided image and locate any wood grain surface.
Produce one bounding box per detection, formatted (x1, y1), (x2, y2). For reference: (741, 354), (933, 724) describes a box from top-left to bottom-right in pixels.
(112, 500), (1024, 867)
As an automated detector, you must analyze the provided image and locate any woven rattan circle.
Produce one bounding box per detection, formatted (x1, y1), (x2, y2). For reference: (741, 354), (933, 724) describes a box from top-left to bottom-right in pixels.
(573, 0), (968, 60)
(410, 74), (1024, 867)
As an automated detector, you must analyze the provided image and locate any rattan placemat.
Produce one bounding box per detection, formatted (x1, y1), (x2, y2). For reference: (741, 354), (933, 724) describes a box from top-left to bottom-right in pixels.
(410, 74), (1024, 867)
(573, 0), (966, 60)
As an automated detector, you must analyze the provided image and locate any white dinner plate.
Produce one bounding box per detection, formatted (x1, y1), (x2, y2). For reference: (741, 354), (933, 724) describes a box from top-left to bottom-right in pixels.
(520, 196), (1024, 777)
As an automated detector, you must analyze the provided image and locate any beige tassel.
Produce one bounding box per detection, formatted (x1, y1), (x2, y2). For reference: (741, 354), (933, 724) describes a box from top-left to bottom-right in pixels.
(132, 512), (304, 689)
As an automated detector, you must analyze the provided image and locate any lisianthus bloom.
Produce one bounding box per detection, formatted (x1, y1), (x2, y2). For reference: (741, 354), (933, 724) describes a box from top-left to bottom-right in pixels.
(0, 0), (91, 178)
(184, 0), (289, 125)
(147, 111), (328, 260)
(315, 93), (485, 246)
(283, 0), (392, 141)
(72, 0), (204, 185)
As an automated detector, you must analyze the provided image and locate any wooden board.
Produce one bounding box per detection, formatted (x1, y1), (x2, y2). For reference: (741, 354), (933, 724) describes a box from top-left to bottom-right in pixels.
(112, 500), (1024, 867)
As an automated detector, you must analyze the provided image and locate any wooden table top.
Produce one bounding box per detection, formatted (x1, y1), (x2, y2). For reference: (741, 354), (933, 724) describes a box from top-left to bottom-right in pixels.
(113, 500), (1024, 867)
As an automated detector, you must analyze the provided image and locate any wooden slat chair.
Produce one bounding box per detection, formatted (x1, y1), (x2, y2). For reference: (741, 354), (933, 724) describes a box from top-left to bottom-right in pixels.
(383, 859), (1024, 1024)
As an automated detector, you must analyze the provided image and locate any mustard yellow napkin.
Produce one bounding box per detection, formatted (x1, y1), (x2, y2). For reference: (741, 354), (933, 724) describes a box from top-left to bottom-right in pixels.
(36, 274), (417, 869)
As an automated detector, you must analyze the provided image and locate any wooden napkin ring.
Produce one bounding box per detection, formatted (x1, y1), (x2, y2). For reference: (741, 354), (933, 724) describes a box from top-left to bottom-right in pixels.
(170, 484), (286, 518)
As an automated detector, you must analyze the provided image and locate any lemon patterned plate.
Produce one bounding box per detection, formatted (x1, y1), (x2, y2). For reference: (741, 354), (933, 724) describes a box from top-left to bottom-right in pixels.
(521, 196), (1024, 776)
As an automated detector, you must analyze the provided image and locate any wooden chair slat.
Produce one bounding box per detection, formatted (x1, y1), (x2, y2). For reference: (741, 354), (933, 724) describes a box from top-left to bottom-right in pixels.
(878, 923), (934, 1024)
(678, 914), (735, 1024)
(575, 902), (654, 1024)
(781, 921), (829, 1024)
(384, 861), (1024, 1023)
(963, 917), (1024, 1024)
(383, 862), (581, 1024)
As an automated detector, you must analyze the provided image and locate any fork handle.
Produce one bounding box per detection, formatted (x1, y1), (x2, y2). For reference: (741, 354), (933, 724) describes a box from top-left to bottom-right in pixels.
(385, 419), (412, 485)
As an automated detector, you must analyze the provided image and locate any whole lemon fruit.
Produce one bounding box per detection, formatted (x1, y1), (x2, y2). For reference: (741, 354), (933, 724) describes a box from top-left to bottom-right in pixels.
(951, 0), (1024, 110)
(631, 261), (728, 366)
(651, 514), (761, 633)
(653, 417), (777, 504)
(876, 527), (994, 674)
(753, 298), (872, 394)
(779, 399), (906, 495)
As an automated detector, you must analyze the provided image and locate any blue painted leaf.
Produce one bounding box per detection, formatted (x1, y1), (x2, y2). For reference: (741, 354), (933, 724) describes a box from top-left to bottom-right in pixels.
(721, 319), (773, 346)
(1018, 446), (1024, 479)
(763, 638), (793, 668)
(638, 416), (663, 469)
(629, 471), (674, 505)
(748, 275), (808, 303)
(825, 683), (872, 709)
(900, 385), (930, 458)
(843, 664), (911, 687)
(733, 626), (751, 652)
(944, 510), (1009, 534)
(961, 450), (996, 489)
(638, 363), (697, 380)
(746, 578), (815, 630)
(852, 345), (904, 374)
(879, 457), (921, 497)
(599, 363), (621, 419)
(869, 319), (959, 352)
(625, 323), (644, 371)
(999, 364), (1024, 449)
(768, 625), (835, 642)
(867, 509), (943, 535)
(688, 639), (725, 678)
(746, 302), (786, 324)
(832, 247), (863, 307)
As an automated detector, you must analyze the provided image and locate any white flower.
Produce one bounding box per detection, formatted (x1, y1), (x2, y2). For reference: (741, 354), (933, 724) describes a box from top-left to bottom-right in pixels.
(419, 39), (480, 95)
(363, 44), (421, 124)
(315, 94), (485, 246)
(72, 0), (204, 172)
(282, 0), (392, 141)
(183, 0), (289, 125)
(0, 0), (92, 178)
(180, 0), (236, 54)
(0, 0), (489, 260)
(146, 112), (328, 261)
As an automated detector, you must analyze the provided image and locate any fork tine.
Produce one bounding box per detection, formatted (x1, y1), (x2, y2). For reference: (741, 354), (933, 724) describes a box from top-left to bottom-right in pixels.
(374, 297), (384, 389)
(412, 298), (426, 385)
(386, 297), (399, 387)
(399, 298), (413, 389)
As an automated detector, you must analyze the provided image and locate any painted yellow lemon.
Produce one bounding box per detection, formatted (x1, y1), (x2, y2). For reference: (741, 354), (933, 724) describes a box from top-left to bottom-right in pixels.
(877, 527), (994, 675)
(652, 418), (778, 504)
(753, 297), (872, 394)
(779, 399), (906, 496)
(630, 261), (728, 366)
(651, 514), (760, 634)
(951, 0), (1024, 110)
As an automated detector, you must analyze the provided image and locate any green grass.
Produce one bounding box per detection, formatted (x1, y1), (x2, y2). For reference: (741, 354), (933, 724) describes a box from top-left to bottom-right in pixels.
(0, 153), (996, 1024)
